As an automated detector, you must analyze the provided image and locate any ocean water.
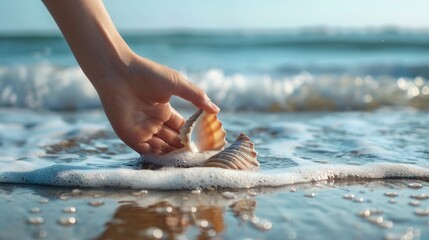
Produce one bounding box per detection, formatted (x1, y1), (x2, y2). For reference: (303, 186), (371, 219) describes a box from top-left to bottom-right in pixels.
(1, 29), (429, 239)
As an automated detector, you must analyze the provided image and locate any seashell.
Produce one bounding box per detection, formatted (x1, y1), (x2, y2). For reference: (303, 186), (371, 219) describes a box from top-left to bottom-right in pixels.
(202, 133), (259, 170)
(140, 109), (259, 171)
(179, 109), (227, 152)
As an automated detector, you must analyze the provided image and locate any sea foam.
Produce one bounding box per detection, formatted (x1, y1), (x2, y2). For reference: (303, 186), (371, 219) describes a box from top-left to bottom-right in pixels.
(1, 63), (429, 111)
(1, 162), (428, 190)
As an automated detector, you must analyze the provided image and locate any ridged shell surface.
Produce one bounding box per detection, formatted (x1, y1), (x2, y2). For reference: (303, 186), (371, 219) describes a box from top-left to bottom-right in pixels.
(202, 133), (259, 171)
(179, 109), (227, 152)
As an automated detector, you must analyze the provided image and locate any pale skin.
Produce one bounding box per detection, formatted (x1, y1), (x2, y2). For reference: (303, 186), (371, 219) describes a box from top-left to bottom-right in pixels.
(43, 0), (220, 155)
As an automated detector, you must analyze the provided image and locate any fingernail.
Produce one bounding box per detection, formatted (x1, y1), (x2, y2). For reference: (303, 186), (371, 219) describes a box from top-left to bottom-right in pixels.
(211, 102), (220, 112)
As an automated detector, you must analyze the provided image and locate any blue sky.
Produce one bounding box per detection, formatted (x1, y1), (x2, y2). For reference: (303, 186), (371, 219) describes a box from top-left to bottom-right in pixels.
(0, 0), (428, 33)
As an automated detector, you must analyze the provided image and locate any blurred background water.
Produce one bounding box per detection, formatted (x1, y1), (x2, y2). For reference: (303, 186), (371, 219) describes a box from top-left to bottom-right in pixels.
(2, 30), (429, 111)
(0, 0), (429, 111)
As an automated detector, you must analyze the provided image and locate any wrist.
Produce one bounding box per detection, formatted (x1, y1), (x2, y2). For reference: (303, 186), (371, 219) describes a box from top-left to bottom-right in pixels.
(89, 41), (136, 91)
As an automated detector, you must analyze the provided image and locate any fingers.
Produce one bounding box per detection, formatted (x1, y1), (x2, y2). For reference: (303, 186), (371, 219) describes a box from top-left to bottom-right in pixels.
(172, 75), (220, 114)
(146, 137), (176, 153)
(134, 136), (176, 155)
(164, 107), (185, 132)
(155, 126), (183, 148)
(131, 120), (183, 155)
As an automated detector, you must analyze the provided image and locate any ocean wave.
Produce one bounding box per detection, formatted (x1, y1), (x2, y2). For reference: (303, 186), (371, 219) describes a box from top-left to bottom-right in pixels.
(0, 63), (99, 110)
(1, 63), (429, 111)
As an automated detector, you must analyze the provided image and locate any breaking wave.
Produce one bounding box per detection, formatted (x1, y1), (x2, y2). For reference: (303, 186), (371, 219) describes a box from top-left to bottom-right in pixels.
(1, 63), (429, 111)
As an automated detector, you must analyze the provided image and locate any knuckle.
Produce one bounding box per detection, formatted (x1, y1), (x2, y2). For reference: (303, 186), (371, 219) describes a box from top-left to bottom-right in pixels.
(195, 88), (207, 100)
(170, 70), (182, 84)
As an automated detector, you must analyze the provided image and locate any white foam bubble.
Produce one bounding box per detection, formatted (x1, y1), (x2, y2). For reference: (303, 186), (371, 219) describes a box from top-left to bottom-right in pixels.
(1, 162), (428, 190)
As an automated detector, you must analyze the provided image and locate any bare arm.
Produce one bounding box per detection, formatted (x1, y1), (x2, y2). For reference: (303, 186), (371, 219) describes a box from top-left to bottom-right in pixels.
(43, 0), (220, 154)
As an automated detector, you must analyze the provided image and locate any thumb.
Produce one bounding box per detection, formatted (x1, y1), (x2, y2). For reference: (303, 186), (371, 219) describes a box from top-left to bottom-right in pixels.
(173, 77), (220, 114)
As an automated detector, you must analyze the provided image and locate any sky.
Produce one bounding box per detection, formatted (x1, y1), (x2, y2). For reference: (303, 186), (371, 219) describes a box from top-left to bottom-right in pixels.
(0, 0), (428, 34)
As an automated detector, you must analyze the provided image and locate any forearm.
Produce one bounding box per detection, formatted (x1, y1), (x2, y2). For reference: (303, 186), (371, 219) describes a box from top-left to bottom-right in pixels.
(43, 0), (134, 87)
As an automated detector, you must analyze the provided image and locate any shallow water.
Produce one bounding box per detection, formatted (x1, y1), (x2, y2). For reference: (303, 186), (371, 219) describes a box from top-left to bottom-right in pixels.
(0, 108), (428, 238)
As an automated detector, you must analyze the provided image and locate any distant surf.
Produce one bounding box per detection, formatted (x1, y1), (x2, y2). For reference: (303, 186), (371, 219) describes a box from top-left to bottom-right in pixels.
(0, 64), (429, 111)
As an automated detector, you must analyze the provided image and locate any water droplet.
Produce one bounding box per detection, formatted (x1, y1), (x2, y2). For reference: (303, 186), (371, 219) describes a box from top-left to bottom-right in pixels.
(247, 191), (258, 197)
(408, 183), (423, 189)
(388, 199), (397, 204)
(343, 194), (355, 200)
(58, 217), (77, 226)
(176, 235), (189, 240)
(358, 210), (371, 217)
(250, 216), (260, 224)
(63, 207), (77, 213)
(422, 86), (429, 95)
(415, 208), (429, 216)
(410, 193), (429, 200)
(304, 193), (316, 198)
(379, 220), (393, 228)
(58, 196), (68, 201)
(207, 229), (217, 237)
(241, 214), (250, 221)
(409, 200), (420, 206)
(384, 228), (419, 240)
(384, 192), (398, 197)
(29, 207), (41, 214)
(196, 219), (209, 228)
(354, 197), (365, 203)
(251, 218), (273, 231)
(132, 190), (148, 196)
(153, 228), (163, 239)
(368, 216), (384, 224)
(27, 216), (44, 225)
(221, 191), (237, 199)
(191, 188), (202, 194)
(141, 228), (164, 239)
(89, 200), (104, 207)
(71, 189), (82, 196)
(290, 187), (296, 192)
(38, 199), (49, 204)
(358, 209), (383, 218)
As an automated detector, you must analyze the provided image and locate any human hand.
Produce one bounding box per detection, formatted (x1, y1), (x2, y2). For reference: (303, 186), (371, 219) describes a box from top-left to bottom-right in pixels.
(95, 54), (220, 155)
(43, 0), (219, 154)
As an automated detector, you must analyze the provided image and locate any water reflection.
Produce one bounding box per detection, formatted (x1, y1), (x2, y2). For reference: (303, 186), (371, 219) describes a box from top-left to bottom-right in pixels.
(97, 197), (256, 240)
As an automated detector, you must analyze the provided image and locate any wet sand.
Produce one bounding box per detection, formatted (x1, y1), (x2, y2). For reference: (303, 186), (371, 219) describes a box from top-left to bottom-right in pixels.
(1, 179), (428, 240)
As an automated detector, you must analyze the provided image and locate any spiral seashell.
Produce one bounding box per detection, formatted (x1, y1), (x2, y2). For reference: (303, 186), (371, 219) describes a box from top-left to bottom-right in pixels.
(202, 133), (259, 171)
